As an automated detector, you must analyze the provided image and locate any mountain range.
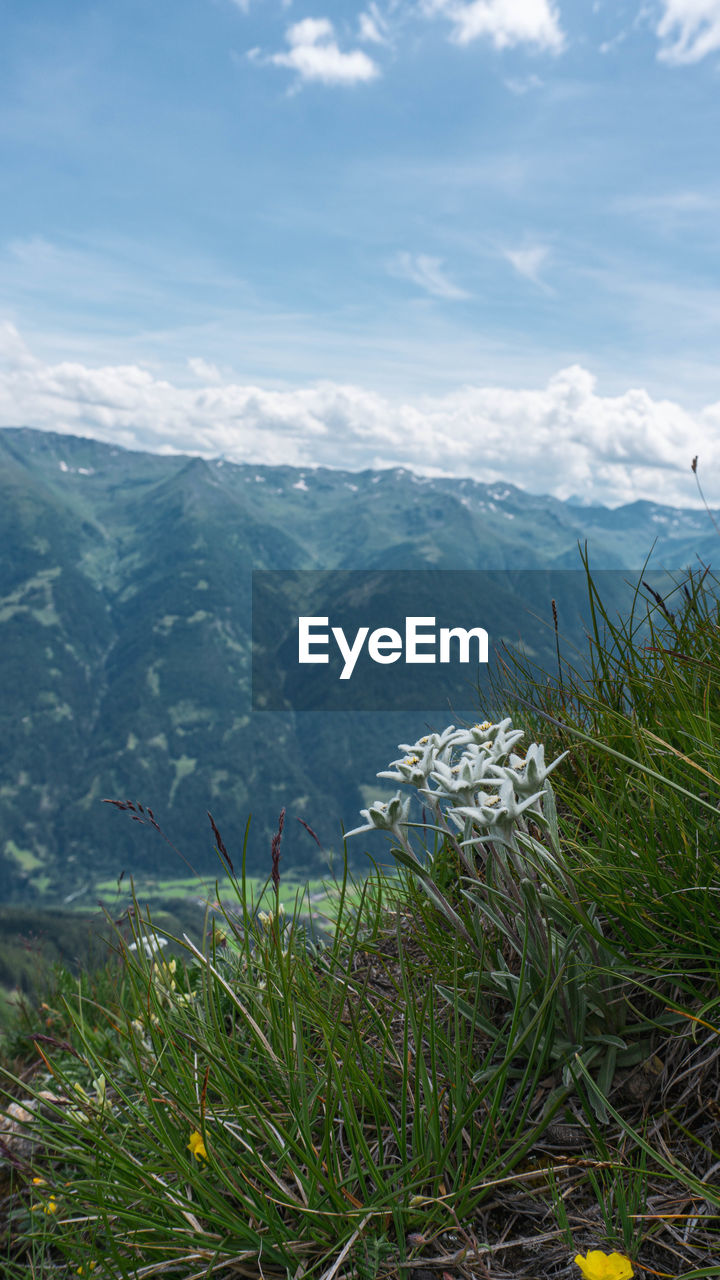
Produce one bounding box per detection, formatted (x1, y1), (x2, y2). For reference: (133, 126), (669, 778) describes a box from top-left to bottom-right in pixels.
(0, 425), (715, 904)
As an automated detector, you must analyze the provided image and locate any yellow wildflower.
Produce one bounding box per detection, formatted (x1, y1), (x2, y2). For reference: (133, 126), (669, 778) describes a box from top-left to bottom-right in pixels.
(152, 957), (177, 990)
(258, 903), (285, 930)
(32, 1176), (46, 1186)
(574, 1250), (634, 1280)
(31, 1195), (58, 1215)
(187, 1129), (208, 1161)
(77, 1265), (97, 1275)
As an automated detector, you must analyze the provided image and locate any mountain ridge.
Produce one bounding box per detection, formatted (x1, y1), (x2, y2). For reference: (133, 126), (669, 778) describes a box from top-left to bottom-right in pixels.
(0, 425), (715, 905)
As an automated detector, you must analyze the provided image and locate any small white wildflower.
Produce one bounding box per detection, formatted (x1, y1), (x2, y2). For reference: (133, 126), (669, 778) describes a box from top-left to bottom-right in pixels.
(128, 936), (168, 957)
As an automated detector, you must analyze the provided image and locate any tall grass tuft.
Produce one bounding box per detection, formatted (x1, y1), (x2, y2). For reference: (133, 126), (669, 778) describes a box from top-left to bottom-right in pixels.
(501, 554), (720, 982)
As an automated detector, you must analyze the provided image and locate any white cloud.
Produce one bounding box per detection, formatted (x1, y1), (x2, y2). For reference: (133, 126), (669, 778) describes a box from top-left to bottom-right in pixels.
(422, 0), (565, 51)
(390, 253), (470, 299)
(504, 245), (550, 287)
(188, 356), (223, 383)
(656, 0), (720, 63)
(358, 4), (390, 43)
(266, 17), (380, 85)
(1, 322), (717, 509)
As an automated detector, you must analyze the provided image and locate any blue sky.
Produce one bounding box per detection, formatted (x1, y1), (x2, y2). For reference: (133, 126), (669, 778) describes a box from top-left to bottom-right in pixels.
(2, 0), (720, 506)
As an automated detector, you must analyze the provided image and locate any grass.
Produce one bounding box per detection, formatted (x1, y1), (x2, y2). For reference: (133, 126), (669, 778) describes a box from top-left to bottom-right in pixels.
(3, 562), (720, 1278)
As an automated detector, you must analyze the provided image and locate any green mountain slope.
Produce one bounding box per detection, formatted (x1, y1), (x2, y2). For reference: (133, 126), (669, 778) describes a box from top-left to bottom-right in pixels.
(0, 426), (714, 904)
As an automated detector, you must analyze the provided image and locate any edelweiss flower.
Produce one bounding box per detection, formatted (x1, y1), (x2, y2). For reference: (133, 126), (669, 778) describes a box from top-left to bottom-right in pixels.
(452, 717), (524, 757)
(378, 744), (435, 786)
(399, 725), (458, 757)
(345, 791), (411, 838)
(452, 778), (546, 835)
(424, 753), (503, 805)
(502, 742), (568, 796)
(348, 717), (564, 849)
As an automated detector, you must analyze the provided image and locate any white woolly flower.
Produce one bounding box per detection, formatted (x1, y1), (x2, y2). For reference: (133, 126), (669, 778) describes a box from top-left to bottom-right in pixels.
(424, 752), (504, 804)
(451, 778), (547, 837)
(347, 717), (564, 849)
(499, 742), (567, 796)
(398, 725), (459, 758)
(378, 742), (436, 786)
(345, 791), (411, 838)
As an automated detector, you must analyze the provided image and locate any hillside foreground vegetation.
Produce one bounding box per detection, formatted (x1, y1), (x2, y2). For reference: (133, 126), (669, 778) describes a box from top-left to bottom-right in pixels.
(3, 562), (720, 1278)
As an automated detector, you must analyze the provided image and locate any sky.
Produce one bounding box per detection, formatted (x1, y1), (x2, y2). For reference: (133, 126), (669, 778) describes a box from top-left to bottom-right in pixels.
(2, 0), (720, 507)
